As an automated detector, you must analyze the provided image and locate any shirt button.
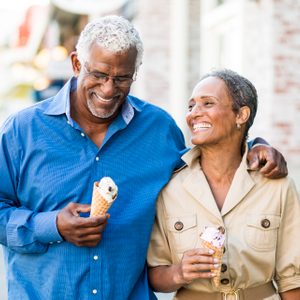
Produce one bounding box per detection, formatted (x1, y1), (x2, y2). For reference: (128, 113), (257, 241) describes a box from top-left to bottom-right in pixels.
(221, 263), (227, 272)
(92, 289), (97, 294)
(57, 241), (61, 244)
(261, 218), (271, 228)
(174, 221), (184, 231)
(93, 255), (99, 261)
(95, 157), (99, 161)
(221, 278), (230, 285)
(81, 132), (85, 137)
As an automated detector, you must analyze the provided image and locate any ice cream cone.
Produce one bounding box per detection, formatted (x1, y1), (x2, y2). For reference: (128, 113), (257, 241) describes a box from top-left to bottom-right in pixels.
(199, 226), (225, 287)
(201, 239), (224, 287)
(90, 182), (112, 216)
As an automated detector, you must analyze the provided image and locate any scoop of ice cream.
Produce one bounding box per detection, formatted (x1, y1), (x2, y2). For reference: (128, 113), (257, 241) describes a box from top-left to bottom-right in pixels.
(96, 177), (118, 203)
(200, 226), (225, 248)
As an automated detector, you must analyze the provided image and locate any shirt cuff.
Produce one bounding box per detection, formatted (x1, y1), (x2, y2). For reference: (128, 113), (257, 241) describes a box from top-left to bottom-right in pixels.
(251, 143), (271, 149)
(277, 274), (300, 293)
(248, 137), (269, 148)
(33, 210), (63, 244)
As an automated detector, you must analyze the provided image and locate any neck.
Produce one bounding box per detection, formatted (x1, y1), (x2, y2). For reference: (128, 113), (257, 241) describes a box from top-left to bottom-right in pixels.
(70, 91), (112, 147)
(200, 143), (243, 182)
(199, 140), (244, 210)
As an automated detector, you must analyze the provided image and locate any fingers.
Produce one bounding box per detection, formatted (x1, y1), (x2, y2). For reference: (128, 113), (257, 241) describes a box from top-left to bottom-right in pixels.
(177, 248), (219, 284)
(248, 155), (260, 170)
(247, 145), (288, 179)
(72, 233), (103, 247)
(259, 160), (279, 177)
(76, 215), (108, 228)
(75, 222), (108, 237)
(68, 202), (91, 216)
(258, 148), (288, 179)
(186, 262), (219, 273)
(247, 145), (264, 170)
(57, 202), (110, 247)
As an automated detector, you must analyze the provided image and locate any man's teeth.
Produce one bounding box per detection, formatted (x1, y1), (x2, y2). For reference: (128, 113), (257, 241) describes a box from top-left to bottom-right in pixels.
(94, 93), (113, 102)
(193, 123), (212, 130)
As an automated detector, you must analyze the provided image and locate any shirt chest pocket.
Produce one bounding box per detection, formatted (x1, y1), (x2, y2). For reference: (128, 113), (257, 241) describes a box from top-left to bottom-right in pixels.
(244, 214), (280, 252)
(166, 214), (198, 253)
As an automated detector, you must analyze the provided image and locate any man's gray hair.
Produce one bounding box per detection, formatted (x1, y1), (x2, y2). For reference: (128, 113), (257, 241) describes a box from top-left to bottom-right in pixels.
(76, 15), (143, 70)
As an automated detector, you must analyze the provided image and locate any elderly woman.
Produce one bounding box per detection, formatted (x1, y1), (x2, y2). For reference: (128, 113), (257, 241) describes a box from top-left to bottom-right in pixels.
(147, 69), (300, 300)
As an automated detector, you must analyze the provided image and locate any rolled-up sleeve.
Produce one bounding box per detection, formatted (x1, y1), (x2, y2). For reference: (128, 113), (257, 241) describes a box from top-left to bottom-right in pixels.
(275, 178), (300, 292)
(147, 194), (172, 267)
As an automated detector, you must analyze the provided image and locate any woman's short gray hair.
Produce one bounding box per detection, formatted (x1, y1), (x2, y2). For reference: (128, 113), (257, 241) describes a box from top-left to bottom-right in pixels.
(200, 69), (258, 140)
(76, 15), (143, 70)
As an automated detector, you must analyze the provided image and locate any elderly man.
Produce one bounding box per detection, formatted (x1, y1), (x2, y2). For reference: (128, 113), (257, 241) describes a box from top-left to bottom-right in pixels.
(0, 15), (287, 299)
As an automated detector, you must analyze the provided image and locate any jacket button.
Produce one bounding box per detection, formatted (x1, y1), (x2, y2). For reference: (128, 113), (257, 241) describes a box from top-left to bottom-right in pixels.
(221, 263), (227, 272)
(261, 218), (271, 228)
(218, 226), (225, 234)
(174, 221), (184, 231)
(221, 278), (230, 285)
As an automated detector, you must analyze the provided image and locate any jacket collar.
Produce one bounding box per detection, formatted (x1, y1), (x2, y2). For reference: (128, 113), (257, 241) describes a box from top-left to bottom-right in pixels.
(181, 143), (255, 218)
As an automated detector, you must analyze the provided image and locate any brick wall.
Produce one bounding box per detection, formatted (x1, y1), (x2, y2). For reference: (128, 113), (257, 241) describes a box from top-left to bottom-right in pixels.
(132, 0), (300, 185)
(273, 0), (300, 181)
(244, 0), (300, 183)
(133, 0), (171, 109)
(133, 0), (200, 136)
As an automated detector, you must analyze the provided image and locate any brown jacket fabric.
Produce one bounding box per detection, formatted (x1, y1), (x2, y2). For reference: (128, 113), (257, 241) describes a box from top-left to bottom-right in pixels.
(148, 146), (300, 299)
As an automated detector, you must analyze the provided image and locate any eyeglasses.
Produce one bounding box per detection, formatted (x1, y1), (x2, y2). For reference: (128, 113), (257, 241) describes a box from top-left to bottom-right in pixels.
(82, 63), (136, 88)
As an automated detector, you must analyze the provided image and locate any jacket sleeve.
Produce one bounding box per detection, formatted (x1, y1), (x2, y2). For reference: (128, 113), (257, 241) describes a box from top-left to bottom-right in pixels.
(147, 193), (173, 267)
(275, 178), (300, 292)
(0, 117), (62, 254)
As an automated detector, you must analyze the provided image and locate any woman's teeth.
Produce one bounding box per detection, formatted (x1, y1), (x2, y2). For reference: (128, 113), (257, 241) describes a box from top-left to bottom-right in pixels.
(193, 123), (212, 131)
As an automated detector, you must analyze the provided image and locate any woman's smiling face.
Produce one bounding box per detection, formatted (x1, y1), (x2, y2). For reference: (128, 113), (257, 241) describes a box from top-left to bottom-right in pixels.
(186, 76), (239, 147)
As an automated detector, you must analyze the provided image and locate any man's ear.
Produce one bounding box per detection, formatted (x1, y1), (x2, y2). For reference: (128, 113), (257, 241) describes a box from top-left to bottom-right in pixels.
(70, 51), (81, 76)
(236, 106), (251, 126)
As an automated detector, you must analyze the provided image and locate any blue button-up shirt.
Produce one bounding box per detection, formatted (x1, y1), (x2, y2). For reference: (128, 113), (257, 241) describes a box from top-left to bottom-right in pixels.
(0, 78), (186, 299)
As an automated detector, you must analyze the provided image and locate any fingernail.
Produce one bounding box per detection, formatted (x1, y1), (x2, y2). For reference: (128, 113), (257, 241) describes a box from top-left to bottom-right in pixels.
(214, 258), (219, 263)
(214, 264), (219, 268)
(208, 249), (214, 254)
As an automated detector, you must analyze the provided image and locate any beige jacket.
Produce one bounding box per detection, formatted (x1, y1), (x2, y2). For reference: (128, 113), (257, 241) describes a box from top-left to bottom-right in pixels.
(148, 146), (300, 299)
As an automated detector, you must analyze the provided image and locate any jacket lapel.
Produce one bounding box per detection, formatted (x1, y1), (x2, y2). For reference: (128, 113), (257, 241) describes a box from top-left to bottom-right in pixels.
(221, 156), (255, 216)
(182, 166), (222, 219)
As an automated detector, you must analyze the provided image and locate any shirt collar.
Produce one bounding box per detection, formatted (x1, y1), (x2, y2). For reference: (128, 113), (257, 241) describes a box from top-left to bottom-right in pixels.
(43, 77), (75, 116)
(43, 76), (141, 125)
(182, 142), (250, 170)
(121, 96), (142, 125)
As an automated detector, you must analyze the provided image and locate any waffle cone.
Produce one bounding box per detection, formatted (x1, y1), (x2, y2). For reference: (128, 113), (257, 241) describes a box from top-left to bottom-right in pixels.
(201, 239), (224, 287)
(90, 182), (113, 217)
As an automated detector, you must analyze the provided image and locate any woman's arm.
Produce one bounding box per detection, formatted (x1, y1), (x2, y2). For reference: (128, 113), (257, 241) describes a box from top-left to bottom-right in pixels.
(280, 288), (300, 300)
(148, 248), (218, 293)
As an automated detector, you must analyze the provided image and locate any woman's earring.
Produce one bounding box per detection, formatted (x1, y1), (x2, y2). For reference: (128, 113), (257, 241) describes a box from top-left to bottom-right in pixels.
(236, 123), (241, 129)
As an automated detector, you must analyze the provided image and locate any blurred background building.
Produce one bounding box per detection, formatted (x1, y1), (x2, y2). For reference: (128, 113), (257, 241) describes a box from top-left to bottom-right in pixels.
(0, 0), (300, 299)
